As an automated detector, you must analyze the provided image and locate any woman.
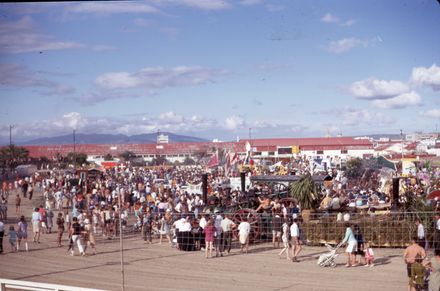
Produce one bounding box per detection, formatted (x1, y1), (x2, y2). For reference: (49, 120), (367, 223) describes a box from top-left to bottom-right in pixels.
(17, 216), (28, 252)
(425, 249), (440, 291)
(341, 222), (358, 267)
(203, 218), (215, 258)
(159, 214), (171, 244)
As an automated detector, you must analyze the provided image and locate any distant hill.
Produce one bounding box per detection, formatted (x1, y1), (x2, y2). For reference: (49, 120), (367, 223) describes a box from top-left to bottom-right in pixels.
(17, 132), (208, 145)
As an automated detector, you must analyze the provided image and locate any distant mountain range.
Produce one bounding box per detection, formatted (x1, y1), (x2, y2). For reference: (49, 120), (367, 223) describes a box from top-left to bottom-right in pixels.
(15, 132), (209, 145)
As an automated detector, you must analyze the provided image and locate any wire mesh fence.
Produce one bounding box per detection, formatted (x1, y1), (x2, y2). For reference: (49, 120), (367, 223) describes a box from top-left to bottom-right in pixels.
(108, 211), (440, 251)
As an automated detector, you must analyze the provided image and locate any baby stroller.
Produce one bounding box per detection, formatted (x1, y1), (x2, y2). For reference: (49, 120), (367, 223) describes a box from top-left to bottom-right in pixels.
(317, 242), (343, 267)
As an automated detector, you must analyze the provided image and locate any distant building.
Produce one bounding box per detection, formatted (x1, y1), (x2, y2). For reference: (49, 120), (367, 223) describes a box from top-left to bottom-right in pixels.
(406, 132), (439, 142)
(157, 134), (169, 144)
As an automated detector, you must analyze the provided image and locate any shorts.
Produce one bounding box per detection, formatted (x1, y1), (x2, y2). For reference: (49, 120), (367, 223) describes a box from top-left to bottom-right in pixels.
(291, 236), (301, 246)
(346, 240), (357, 253)
(32, 221), (40, 233)
(239, 233), (249, 245)
(272, 230), (281, 238)
(18, 232), (27, 239)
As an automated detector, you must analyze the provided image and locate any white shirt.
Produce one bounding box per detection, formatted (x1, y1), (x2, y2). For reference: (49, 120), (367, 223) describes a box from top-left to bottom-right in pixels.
(199, 217), (207, 229)
(290, 223), (299, 237)
(238, 222), (250, 235)
(221, 218), (235, 232)
(180, 221), (192, 232)
(0, 221), (4, 232)
(437, 218), (440, 231)
(417, 223), (425, 239)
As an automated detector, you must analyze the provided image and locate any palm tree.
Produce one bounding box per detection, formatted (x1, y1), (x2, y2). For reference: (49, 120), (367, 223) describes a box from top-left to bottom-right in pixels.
(289, 174), (319, 210)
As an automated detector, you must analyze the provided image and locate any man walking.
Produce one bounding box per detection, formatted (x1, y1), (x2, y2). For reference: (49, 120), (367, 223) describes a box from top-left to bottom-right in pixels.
(290, 218), (302, 262)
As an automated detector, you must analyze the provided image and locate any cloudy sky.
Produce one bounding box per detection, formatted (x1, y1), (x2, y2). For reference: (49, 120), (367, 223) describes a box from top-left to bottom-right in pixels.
(0, 0), (439, 143)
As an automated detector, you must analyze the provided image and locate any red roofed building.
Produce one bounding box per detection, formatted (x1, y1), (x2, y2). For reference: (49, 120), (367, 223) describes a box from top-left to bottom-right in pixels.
(22, 136), (374, 163)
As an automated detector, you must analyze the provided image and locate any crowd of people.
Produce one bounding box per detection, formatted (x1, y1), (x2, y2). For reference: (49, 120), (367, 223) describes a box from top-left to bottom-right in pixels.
(0, 162), (440, 290)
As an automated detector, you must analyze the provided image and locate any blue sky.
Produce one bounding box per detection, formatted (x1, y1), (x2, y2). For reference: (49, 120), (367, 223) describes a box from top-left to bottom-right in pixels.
(0, 0), (439, 143)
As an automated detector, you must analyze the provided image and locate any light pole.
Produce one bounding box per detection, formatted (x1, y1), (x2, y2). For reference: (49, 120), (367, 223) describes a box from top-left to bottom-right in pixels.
(9, 125), (13, 146)
(118, 193), (125, 291)
(73, 130), (76, 170)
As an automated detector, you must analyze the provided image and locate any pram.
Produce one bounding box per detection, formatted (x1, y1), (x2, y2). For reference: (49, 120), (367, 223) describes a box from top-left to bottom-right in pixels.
(317, 242), (343, 267)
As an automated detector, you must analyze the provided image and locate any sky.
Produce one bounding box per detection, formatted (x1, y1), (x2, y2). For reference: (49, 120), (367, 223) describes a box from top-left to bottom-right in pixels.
(0, 0), (440, 143)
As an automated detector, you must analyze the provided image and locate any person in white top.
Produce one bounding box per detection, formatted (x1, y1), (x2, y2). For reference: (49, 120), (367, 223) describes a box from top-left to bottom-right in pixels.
(435, 213), (440, 251)
(415, 219), (426, 250)
(221, 214), (236, 255)
(238, 218), (251, 254)
(279, 218), (291, 260)
(290, 218), (301, 262)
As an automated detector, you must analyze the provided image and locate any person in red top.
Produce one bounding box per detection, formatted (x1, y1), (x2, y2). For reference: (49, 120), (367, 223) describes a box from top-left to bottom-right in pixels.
(203, 218), (215, 259)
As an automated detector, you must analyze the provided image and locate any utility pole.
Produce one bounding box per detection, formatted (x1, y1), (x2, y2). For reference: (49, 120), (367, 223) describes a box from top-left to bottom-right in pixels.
(73, 130), (76, 170)
(400, 129), (404, 160)
(9, 125), (13, 146)
(118, 193), (125, 291)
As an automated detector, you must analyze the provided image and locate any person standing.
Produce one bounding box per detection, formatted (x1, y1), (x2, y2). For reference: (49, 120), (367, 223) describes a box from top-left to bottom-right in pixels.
(69, 217), (84, 256)
(341, 222), (358, 267)
(31, 207), (41, 243)
(404, 237), (426, 291)
(17, 216), (29, 252)
(8, 225), (17, 252)
(415, 219), (427, 250)
(238, 217), (251, 254)
(214, 214), (223, 257)
(425, 249), (440, 291)
(203, 218), (215, 259)
(290, 218), (302, 262)
(279, 218), (291, 260)
(221, 214), (236, 255)
(56, 213), (65, 247)
(15, 194), (21, 216)
(0, 219), (4, 254)
(434, 213), (440, 251)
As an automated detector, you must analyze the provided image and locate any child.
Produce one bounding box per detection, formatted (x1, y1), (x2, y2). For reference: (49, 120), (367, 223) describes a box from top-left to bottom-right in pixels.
(278, 218), (291, 260)
(364, 241), (375, 267)
(8, 225), (17, 252)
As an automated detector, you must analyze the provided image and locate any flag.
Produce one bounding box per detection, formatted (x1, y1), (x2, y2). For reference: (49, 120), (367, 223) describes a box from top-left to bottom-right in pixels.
(207, 151), (219, 168)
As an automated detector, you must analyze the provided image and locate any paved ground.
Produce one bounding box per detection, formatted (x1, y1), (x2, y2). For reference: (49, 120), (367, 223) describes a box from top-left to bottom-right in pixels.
(0, 189), (413, 291)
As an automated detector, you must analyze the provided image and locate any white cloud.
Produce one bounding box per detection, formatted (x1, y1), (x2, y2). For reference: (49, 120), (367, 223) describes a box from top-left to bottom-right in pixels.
(0, 16), (85, 54)
(372, 91), (421, 109)
(340, 107), (395, 126)
(321, 13), (340, 23)
(341, 19), (356, 27)
(411, 64), (440, 91)
(0, 63), (75, 95)
(265, 4), (284, 12)
(95, 66), (226, 90)
(422, 109), (440, 118)
(68, 2), (158, 15)
(240, 0), (262, 5)
(0, 111), (222, 141)
(153, 0), (231, 10)
(225, 115), (245, 130)
(0, 16), (113, 54)
(326, 37), (369, 54)
(349, 78), (410, 99)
